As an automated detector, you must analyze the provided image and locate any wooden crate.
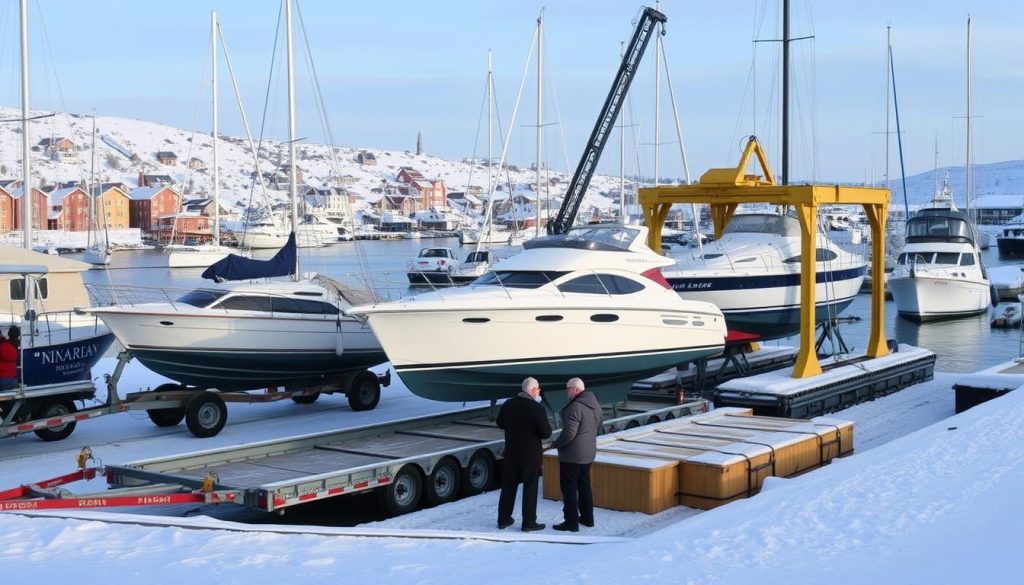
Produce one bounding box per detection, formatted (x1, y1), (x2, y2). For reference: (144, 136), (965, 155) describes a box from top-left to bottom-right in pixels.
(690, 413), (855, 462)
(542, 449), (679, 514)
(622, 431), (775, 497)
(652, 422), (822, 477)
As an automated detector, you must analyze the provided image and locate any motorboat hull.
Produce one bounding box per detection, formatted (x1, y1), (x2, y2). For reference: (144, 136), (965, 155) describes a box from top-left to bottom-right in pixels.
(22, 330), (116, 388)
(395, 345), (721, 411)
(665, 266), (866, 338)
(359, 303), (725, 410)
(889, 274), (991, 322)
(91, 306), (385, 390)
(165, 245), (245, 268)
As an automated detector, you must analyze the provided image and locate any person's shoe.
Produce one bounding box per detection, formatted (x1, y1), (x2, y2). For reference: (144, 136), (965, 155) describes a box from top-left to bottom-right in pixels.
(497, 519), (514, 530)
(552, 521), (579, 532)
(521, 522), (545, 532)
(580, 519), (594, 528)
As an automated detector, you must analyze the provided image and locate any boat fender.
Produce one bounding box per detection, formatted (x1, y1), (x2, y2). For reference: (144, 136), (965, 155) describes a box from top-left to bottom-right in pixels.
(991, 284), (1000, 307)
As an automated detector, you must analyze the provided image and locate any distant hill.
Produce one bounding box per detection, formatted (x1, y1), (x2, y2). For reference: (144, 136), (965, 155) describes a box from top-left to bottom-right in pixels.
(0, 107), (632, 216)
(871, 159), (1024, 210)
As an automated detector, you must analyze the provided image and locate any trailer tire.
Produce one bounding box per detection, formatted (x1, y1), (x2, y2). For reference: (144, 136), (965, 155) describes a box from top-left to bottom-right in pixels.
(291, 391), (320, 405)
(460, 450), (495, 496)
(185, 391), (227, 438)
(425, 457), (461, 506)
(33, 398), (77, 442)
(147, 407), (185, 427)
(347, 371), (380, 411)
(380, 465), (422, 517)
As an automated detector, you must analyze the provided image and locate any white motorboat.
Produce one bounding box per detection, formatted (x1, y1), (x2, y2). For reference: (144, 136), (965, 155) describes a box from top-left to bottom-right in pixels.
(351, 224), (727, 410)
(889, 184), (995, 322)
(996, 213), (1024, 258)
(89, 270), (384, 392)
(457, 224), (517, 246)
(662, 212), (867, 339)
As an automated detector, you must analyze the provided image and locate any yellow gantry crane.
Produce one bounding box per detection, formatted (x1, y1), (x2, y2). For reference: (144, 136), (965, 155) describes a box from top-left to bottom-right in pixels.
(639, 136), (890, 378)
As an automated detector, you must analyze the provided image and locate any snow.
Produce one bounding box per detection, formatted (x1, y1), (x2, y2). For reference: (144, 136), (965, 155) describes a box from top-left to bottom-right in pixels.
(3, 351), (1021, 583)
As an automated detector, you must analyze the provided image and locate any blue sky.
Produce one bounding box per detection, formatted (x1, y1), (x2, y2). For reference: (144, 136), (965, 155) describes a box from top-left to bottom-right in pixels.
(1, 1), (1021, 184)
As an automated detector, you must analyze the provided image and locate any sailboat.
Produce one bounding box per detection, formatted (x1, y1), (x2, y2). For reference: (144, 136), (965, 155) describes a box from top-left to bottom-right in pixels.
(0, 0), (115, 441)
(165, 12), (251, 269)
(89, 2), (385, 397)
(82, 114), (111, 266)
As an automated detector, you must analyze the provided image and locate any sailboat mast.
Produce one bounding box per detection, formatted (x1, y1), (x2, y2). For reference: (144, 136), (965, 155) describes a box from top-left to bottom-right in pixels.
(486, 50), (492, 220)
(535, 11), (543, 237)
(653, 0), (661, 187)
(965, 15), (972, 214)
(781, 0), (790, 185)
(19, 0), (31, 250)
(90, 111), (97, 247)
(285, 0), (299, 276)
(212, 10), (220, 247)
(884, 25), (891, 190)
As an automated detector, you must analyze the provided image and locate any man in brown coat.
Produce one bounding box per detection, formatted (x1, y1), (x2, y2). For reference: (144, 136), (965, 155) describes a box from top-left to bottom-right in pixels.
(495, 377), (552, 532)
(551, 377), (602, 532)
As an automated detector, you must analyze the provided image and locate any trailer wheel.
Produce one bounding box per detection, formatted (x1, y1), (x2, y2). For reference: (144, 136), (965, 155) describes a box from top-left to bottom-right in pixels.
(347, 371), (380, 411)
(185, 391), (227, 438)
(147, 407), (185, 427)
(380, 465), (422, 517)
(33, 398), (77, 442)
(460, 449), (495, 496)
(291, 391), (320, 405)
(425, 457), (461, 506)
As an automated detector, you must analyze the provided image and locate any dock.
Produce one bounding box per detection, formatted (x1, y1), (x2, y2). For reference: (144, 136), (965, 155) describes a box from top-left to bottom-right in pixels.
(712, 344), (936, 418)
(952, 358), (1024, 413)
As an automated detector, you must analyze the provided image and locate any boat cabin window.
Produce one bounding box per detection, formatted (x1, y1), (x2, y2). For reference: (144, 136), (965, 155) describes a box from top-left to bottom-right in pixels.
(465, 251), (491, 264)
(898, 252), (932, 265)
(9, 277), (47, 301)
(175, 289), (227, 308)
(960, 253), (975, 266)
(268, 297), (341, 315)
(783, 249), (839, 263)
(557, 274), (645, 295)
(722, 214), (801, 237)
(473, 271), (568, 289)
(934, 252), (960, 265)
(213, 295), (273, 312)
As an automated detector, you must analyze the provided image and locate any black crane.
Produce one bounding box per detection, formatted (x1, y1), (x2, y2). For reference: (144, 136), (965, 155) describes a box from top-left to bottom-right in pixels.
(545, 6), (666, 235)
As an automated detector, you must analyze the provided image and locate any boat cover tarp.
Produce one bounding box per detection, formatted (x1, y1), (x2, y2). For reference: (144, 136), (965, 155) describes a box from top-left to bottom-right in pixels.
(202, 232), (296, 282)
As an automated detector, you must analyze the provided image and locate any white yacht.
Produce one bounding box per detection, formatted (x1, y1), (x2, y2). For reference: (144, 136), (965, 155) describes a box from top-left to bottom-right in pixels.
(457, 224), (517, 246)
(165, 243), (248, 268)
(889, 184), (995, 322)
(351, 224), (727, 410)
(996, 213), (1024, 258)
(662, 212), (867, 340)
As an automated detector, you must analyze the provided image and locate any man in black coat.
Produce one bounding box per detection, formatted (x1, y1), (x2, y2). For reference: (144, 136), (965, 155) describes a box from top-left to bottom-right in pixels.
(496, 376), (552, 531)
(551, 377), (602, 532)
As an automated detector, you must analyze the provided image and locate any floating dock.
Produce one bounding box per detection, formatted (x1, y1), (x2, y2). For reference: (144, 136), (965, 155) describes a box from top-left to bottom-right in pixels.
(629, 345), (799, 401)
(712, 344), (936, 418)
(952, 358), (1024, 413)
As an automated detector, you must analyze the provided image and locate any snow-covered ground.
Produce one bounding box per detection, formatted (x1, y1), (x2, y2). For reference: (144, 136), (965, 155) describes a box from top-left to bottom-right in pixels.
(4, 353), (1022, 583)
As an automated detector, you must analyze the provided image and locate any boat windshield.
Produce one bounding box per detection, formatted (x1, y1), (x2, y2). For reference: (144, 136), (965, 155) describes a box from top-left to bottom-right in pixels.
(524, 226), (640, 251)
(722, 214), (801, 237)
(906, 215), (975, 244)
(175, 289), (228, 308)
(472, 271), (568, 289)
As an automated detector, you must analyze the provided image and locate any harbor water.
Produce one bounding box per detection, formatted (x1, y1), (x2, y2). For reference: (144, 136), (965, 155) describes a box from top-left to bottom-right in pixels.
(78, 236), (1024, 376)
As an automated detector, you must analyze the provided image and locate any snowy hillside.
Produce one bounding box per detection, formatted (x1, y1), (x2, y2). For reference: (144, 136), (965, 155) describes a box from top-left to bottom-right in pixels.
(876, 159), (1024, 209)
(0, 106), (633, 216)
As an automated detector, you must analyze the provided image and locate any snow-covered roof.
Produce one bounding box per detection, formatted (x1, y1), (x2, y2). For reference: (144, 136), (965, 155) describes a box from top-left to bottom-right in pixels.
(130, 185), (176, 200)
(973, 194), (1024, 209)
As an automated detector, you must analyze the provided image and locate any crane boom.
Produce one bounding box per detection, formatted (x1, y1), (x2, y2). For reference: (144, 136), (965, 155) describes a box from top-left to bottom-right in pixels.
(546, 6), (666, 234)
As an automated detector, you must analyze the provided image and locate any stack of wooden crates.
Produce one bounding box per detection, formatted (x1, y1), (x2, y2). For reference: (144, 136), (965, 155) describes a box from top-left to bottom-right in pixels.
(542, 407), (853, 514)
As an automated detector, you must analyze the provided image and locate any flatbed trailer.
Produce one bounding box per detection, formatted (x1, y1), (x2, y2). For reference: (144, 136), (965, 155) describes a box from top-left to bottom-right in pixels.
(1, 351), (391, 441)
(29, 398), (708, 518)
